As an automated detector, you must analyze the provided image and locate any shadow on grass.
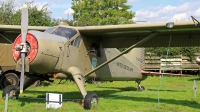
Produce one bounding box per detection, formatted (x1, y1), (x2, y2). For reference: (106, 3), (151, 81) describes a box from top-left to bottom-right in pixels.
(147, 89), (186, 92)
(103, 94), (200, 109)
(188, 78), (200, 81)
(14, 86), (200, 110)
(99, 86), (186, 92)
(98, 86), (138, 91)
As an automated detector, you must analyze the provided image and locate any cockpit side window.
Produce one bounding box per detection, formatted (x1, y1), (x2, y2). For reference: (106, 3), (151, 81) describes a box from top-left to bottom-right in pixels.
(74, 36), (82, 47)
(44, 27), (56, 33)
(88, 43), (101, 57)
(71, 36), (82, 47)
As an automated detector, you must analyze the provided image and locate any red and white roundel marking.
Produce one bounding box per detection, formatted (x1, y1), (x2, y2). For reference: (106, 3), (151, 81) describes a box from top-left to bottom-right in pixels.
(196, 56), (200, 65)
(12, 33), (38, 63)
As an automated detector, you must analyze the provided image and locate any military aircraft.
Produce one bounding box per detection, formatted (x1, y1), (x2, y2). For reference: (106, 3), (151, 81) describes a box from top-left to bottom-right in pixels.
(1, 5), (200, 110)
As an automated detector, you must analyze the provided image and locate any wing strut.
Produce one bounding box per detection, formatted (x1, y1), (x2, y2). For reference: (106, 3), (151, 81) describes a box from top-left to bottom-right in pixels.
(84, 32), (159, 77)
(191, 16), (200, 26)
(0, 33), (13, 44)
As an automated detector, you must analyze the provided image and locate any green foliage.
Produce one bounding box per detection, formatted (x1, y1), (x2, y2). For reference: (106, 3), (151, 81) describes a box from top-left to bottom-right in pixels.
(71, 0), (135, 51)
(71, 0), (135, 26)
(118, 48), (126, 52)
(145, 47), (200, 61)
(0, 0), (71, 26)
(0, 0), (15, 25)
(0, 77), (200, 112)
(11, 1), (52, 26)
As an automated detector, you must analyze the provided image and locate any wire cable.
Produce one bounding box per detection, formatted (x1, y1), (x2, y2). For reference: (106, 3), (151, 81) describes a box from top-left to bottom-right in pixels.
(157, 33), (172, 107)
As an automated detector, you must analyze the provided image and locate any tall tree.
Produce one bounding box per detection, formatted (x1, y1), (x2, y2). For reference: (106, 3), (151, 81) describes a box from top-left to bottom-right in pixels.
(71, 0), (135, 26)
(145, 47), (200, 62)
(11, 1), (53, 26)
(0, 0), (71, 26)
(0, 0), (15, 25)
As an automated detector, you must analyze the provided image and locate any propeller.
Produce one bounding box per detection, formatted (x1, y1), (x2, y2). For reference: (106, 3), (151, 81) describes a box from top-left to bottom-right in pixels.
(19, 4), (28, 94)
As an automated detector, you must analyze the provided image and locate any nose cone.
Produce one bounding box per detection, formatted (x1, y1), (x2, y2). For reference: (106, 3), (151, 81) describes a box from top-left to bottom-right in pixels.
(12, 33), (38, 63)
(196, 56), (200, 65)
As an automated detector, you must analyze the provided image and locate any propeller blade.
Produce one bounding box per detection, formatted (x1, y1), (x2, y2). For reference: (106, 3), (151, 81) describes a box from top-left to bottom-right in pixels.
(19, 4), (28, 94)
(21, 4), (28, 43)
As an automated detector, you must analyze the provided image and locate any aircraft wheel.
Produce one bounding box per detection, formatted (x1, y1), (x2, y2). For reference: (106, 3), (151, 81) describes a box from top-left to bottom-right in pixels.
(2, 85), (19, 99)
(31, 80), (41, 87)
(0, 72), (19, 89)
(84, 92), (98, 110)
(138, 86), (145, 91)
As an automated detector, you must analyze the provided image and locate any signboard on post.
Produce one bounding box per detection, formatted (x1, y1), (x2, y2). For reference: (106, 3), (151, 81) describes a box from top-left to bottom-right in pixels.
(46, 93), (62, 109)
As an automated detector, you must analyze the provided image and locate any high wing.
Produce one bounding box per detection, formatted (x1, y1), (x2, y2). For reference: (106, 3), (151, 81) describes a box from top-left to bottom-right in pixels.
(0, 25), (49, 43)
(1, 21), (200, 47)
(75, 21), (200, 48)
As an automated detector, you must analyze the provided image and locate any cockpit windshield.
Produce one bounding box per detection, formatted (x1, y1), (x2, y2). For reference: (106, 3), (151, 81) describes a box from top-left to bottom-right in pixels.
(44, 26), (78, 39)
(44, 27), (56, 33)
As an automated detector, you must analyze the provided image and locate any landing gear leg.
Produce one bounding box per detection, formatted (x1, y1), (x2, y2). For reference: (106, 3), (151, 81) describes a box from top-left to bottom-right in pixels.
(23, 77), (38, 90)
(72, 73), (87, 98)
(136, 80), (145, 91)
(68, 66), (98, 110)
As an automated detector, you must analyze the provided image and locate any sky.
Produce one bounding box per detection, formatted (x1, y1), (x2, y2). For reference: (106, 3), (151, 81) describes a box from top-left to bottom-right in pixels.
(1, 0), (200, 23)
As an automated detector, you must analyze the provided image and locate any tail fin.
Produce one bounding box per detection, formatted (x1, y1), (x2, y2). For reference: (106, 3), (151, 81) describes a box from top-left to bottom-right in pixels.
(124, 48), (145, 70)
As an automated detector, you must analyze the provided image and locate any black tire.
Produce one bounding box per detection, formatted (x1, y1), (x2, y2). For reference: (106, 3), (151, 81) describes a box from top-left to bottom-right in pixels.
(31, 80), (41, 87)
(84, 92), (98, 110)
(138, 86), (145, 91)
(0, 72), (19, 89)
(2, 85), (19, 99)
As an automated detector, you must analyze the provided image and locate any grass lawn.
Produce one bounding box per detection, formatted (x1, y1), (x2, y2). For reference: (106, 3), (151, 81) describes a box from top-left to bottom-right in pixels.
(0, 76), (200, 112)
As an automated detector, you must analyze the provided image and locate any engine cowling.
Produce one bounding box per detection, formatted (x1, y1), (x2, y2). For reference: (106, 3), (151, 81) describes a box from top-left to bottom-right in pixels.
(196, 56), (200, 65)
(12, 31), (65, 74)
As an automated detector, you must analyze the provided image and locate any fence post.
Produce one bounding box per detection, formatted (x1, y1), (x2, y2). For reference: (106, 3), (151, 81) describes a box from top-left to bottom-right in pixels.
(193, 80), (197, 98)
(4, 93), (8, 112)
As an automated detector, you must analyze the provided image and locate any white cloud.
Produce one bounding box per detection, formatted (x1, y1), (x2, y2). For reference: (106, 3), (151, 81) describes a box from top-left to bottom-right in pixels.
(63, 8), (74, 19)
(0, 0), (49, 10)
(157, 5), (176, 15)
(193, 8), (200, 17)
(173, 13), (190, 22)
(134, 1), (200, 22)
(136, 10), (159, 19)
(64, 8), (74, 15)
(176, 2), (195, 13)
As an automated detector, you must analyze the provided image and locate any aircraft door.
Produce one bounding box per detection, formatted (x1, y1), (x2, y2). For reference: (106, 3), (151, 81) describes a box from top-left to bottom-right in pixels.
(87, 43), (102, 78)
